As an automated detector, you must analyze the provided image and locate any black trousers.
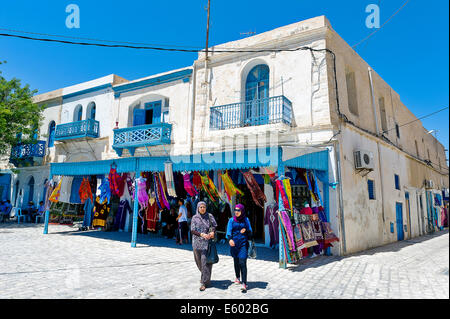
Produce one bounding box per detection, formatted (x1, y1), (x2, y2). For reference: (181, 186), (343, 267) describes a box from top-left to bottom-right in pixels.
(233, 258), (247, 284)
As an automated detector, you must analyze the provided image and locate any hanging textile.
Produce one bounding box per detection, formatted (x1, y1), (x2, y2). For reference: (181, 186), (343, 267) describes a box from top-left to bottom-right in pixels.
(108, 166), (122, 196)
(44, 179), (55, 210)
(136, 176), (149, 208)
(192, 171), (202, 192)
(79, 177), (93, 204)
(282, 178), (293, 211)
(152, 173), (163, 210)
(311, 170), (323, 207)
(304, 171), (319, 203)
(123, 173), (135, 199)
(321, 222), (339, 245)
(92, 196), (110, 227)
(49, 178), (63, 203)
(98, 177), (112, 204)
(174, 172), (187, 199)
(145, 197), (159, 232)
(300, 221), (319, 248)
(242, 171), (267, 209)
(164, 161), (177, 197)
(158, 172), (171, 210)
(221, 171), (244, 201)
(264, 204), (279, 247)
(153, 173), (169, 210)
(183, 172), (198, 197)
(82, 197), (94, 228)
(278, 213), (292, 263)
(114, 199), (132, 231)
(293, 224), (306, 251)
(278, 211), (295, 252)
(275, 179), (290, 211)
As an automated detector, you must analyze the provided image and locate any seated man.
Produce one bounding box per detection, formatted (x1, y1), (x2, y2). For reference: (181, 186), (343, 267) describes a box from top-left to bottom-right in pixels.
(25, 201), (36, 222)
(36, 201), (45, 223)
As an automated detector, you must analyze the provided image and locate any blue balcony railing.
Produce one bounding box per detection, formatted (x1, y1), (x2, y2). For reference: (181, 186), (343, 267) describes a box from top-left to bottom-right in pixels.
(55, 119), (100, 141)
(210, 95), (292, 130)
(9, 141), (46, 167)
(112, 123), (172, 156)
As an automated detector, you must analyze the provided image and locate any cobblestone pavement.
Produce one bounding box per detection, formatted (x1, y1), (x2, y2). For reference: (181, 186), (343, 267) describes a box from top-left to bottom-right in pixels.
(0, 222), (448, 299)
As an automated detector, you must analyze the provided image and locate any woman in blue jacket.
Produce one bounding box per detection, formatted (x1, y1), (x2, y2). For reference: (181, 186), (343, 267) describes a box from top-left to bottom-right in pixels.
(226, 203), (252, 292)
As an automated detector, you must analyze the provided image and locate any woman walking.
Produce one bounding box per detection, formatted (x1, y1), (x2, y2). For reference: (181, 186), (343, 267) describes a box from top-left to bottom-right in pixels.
(190, 201), (217, 291)
(226, 204), (252, 292)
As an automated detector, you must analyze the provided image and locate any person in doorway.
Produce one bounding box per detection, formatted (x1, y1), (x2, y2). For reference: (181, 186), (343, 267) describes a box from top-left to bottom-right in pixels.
(176, 198), (189, 245)
(190, 201), (217, 291)
(226, 203), (252, 293)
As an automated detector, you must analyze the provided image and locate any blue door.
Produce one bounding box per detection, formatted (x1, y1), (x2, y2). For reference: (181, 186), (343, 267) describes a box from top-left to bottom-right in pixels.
(245, 65), (269, 126)
(396, 202), (404, 241)
(145, 101), (162, 124)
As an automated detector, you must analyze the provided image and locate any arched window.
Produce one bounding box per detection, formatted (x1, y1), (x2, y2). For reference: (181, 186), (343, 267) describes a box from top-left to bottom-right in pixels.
(74, 105), (83, 122)
(27, 176), (35, 205)
(48, 121), (56, 147)
(244, 64), (270, 125)
(87, 102), (96, 120)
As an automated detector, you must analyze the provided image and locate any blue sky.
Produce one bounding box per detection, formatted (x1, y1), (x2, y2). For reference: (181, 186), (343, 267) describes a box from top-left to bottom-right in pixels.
(0, 0), (448, 157)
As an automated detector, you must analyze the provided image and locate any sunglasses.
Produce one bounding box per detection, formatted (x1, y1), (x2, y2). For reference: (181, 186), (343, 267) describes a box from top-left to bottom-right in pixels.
(234, 209), (241, 212)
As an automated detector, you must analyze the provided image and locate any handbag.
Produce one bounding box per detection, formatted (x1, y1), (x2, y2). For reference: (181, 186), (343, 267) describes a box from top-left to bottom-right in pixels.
(206, 239), (219, 264)
(206, 213), (219, 264)
(248, 239), (257, 259)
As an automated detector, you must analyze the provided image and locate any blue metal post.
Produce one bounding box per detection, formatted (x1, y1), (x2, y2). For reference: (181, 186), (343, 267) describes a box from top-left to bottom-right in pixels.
(277, 147), (287, 269)
(43, 174), (52, 235)
(131, 171), (140, 248)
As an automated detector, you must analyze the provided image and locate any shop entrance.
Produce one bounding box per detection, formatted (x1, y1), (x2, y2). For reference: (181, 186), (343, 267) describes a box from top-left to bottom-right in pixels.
(237, 185), (265, 242)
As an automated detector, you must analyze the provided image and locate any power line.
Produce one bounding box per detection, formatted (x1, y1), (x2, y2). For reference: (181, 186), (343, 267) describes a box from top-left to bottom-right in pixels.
(0, 31), (331, 54)
(381, 106), (449, 134)
(352, 0), (411, 48)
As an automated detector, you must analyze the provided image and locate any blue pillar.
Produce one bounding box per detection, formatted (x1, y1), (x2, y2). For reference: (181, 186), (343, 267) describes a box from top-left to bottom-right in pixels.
(43, 174), (52, 235)
(277, 147), (286, 269)
(131, 171), (140, 248)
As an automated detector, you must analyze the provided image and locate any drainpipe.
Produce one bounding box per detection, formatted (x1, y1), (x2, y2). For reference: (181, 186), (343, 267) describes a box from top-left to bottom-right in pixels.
(333, 139), (347, 255)
(368, 67), (386, 236)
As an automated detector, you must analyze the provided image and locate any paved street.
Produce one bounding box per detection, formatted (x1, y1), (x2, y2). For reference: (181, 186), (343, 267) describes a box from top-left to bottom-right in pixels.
(0, 222), (448, 299)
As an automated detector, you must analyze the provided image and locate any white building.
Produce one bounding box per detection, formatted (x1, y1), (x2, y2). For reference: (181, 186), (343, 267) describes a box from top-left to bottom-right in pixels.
(2, 16), (447, 258)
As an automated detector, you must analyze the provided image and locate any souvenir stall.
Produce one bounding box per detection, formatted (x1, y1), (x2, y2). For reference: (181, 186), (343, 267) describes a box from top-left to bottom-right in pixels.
(43, 146), (339, 269)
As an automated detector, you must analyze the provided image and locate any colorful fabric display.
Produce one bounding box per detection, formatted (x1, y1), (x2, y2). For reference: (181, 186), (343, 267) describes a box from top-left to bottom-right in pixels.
(98, 177), (112, 204)
(48, 179), (63, 203)
(183, 173), (197, 197)
(300, 206), (313, 215)
(275, 179), (290, 211)
(300, 221), (319, 248)
(108, 167), (122, 196)
(44, 180), (55, 209)
(49, 178), (62, 203)
(82, 197), (94, 228)
(152, 173), (163, 210)
(312, 220), (324, 241)
(278, 213), (291, 263)
(282, 178), (293, 211)
(304, 171), (318, 203)
(192, 171), (202, 192)
(200, 174), (219, 204)
(164, 161), (177, 197)
(79, 177), (93, 204)
(92, 196), (110, 227)
(146, 197), (158, 232)
(321, 222), (339, 245)
(279, 211), (295, 252)
(264, 204), (279, 247)
(123, 173), (135, 199)
(156, 173), (170, 210)
(293, 224), (306, 250)
(242, 171), (267, 209)
(220, 171), (244, 201)
(136, 176), (149, 208)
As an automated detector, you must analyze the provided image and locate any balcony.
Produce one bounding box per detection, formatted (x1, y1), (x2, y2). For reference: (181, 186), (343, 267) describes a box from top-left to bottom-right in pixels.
(55, 119), (100, 141)
(9, 141), (46, 167)
(210, 95), (292, 130)
(112, 123), (172, 156)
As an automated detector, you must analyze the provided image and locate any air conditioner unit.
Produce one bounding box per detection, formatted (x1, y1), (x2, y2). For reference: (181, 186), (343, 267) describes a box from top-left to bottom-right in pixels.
(424, 179), (434, 189)
(354, 149), (374, 170)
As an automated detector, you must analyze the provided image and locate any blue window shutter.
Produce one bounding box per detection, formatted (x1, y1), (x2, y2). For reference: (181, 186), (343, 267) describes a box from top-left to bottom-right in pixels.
(48, 123), (56, 147)
(133, 108), (146, 126)
(394, 174), (400, 190)
(368, 180), (375, 200)
(152, 101), (162, 124)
